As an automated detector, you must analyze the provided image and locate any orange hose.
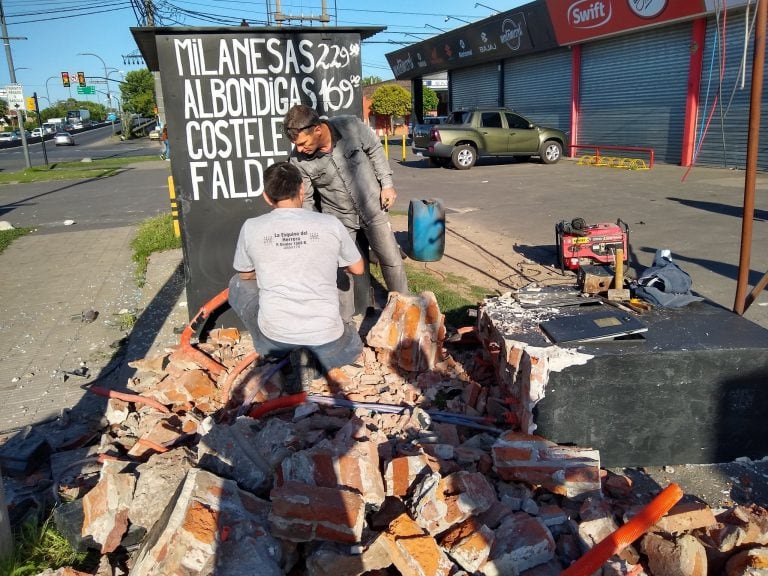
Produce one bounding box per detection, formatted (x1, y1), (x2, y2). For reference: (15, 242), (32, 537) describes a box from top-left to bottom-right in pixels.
(248, 392), (307, 419)
(562, 483), (683, 576)
(178, 288), (230, 376)
(89, 385), (170, 413)
(136, 438), (170, 454)
(219, 350), (259, 409)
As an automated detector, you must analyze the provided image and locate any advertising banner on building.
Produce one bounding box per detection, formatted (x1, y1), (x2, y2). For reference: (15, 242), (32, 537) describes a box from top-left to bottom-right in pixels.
(385, 2), (557, 80)
(545, 0), (707, 45)
(152, 29), (365, 318)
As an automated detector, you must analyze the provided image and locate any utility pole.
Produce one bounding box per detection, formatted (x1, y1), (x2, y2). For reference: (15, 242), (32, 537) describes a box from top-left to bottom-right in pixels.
(0, 0), (31, 169)
(144, 0), (154, 26)
(0, 3), (13, 539)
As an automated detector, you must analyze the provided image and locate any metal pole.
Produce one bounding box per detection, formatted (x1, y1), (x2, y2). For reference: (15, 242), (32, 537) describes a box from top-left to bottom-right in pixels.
(0, 0), (31, 168)
(79, 53), (110, 110)
(733, 0), (767, 315)
(0, 468), (12, 560)
(33, 92), (48, 165)
(45, 75), (56, 106)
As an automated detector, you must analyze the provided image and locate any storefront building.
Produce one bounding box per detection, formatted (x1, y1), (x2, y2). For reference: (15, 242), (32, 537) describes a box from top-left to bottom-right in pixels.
(386, 0), (762, 169)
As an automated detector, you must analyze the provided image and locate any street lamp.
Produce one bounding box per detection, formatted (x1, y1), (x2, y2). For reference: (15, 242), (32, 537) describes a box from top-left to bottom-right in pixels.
(445, 16), (472, 24)
(44, 75), (58, 106)
(474, 2), (501, 13)
(424, 23), (447, 33)
(78, 52), (111, 109)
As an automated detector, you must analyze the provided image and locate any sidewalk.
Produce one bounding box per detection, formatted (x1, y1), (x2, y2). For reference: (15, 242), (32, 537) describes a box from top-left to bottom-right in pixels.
(0, 226), (184, 436)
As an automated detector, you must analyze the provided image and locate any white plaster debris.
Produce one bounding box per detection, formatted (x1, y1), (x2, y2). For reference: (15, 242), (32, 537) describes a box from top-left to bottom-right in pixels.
(481, 293), (595, 436)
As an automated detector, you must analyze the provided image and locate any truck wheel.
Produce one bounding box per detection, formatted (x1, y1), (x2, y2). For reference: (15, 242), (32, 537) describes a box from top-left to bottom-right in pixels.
(451, 145), (476, 170)
(540, 141), (563, 164)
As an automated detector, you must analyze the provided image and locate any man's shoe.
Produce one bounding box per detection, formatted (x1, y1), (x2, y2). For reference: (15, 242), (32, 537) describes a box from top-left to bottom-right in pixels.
(287, 348), (320, 393)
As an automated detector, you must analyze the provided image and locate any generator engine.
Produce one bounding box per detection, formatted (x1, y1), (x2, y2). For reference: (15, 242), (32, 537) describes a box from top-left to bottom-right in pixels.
(555, 218), (630, 272)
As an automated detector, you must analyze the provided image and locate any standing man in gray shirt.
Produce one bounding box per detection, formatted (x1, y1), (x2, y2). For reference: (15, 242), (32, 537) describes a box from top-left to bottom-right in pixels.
(282, 104), (409, 323)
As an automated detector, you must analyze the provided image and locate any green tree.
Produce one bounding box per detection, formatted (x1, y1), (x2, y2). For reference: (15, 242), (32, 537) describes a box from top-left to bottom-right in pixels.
(362, 76), (383, 86)
(422, 87), (439, 115)
(120, 69), (156, 117)
(40, 100), (106, 122)
(370, 84), (411, 134)
(0, 98), (8, 126)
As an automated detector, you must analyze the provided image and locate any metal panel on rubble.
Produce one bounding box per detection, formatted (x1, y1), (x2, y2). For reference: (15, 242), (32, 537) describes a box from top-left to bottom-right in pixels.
(578, 23), (691, 165)
(693, 8), (768, 169)
(451, 63), (500, 109)
(503, 48), (571, 131)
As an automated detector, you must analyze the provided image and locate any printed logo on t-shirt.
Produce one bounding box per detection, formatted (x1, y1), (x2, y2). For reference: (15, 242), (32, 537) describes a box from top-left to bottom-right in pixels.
(271, 230), (309, 249)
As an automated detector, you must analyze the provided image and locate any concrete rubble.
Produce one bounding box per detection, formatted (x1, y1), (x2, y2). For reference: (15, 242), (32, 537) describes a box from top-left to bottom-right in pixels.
(1, 292), (768, 575)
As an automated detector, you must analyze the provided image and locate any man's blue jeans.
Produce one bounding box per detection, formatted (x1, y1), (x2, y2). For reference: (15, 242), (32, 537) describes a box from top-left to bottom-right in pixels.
(228, 274), (363, 371)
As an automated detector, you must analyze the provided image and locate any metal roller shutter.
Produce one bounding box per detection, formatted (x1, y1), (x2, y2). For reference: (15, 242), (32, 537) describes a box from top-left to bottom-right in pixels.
(451, 63), (500, 109)
(579, 24), (691, 164)
(694, 8), (765, 169)
(503, 48), (571, 132)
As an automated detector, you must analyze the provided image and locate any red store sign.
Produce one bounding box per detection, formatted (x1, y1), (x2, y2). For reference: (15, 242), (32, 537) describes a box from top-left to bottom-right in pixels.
(545, 0), (707, 45)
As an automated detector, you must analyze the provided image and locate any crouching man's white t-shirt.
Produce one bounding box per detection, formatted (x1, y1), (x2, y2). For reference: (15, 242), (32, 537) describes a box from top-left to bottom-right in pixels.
(233, 208), (361, 346)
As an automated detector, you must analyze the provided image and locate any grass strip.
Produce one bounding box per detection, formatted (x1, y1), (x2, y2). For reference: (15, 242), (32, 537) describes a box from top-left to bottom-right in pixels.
(130, 212), (182, 287)
(0, 227), (33, 255)
(0, 155), (160, 185)
(0, 517), (89, 576)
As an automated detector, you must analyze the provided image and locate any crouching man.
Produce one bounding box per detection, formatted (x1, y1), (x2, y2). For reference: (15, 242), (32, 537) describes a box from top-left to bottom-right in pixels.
(228, 161), (364, 389)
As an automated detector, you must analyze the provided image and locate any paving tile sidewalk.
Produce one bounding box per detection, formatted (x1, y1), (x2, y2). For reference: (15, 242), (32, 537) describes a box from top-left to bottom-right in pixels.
(0, 226), (145, 435)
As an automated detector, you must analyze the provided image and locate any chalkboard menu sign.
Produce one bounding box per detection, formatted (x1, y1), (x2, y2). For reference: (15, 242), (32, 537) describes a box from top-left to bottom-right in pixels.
(135, 27), (378, 321)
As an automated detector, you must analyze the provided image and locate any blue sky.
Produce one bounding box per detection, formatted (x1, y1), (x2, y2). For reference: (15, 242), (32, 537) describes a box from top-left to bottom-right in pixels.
(0, 1), (525, 109)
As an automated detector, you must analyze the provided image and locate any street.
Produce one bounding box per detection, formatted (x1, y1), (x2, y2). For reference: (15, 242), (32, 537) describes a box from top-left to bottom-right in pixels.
(389, 151), (768, 330)
(0, 131), (168, 231)
(0, 124), (153, 173)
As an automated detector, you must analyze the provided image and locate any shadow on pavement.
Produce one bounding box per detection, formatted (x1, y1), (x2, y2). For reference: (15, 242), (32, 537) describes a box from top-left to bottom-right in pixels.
(667, 196), (768, 222)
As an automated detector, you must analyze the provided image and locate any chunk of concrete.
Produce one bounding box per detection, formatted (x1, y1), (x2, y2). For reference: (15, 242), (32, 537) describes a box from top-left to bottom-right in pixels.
(197, 416), (295, 495)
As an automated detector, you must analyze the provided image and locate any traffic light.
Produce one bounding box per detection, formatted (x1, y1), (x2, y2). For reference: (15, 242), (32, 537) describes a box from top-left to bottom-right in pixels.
(61, 72), (70, 87)
(25, 96), (36, 112)
(77, 72), (86, 87)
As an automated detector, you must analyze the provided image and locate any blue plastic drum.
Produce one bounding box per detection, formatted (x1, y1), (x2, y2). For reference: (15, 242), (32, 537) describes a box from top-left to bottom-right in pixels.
(408, 199), (445, 262)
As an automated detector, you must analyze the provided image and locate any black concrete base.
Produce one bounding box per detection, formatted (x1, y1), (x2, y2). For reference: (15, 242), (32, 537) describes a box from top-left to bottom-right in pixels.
(531, 300), (768, 467)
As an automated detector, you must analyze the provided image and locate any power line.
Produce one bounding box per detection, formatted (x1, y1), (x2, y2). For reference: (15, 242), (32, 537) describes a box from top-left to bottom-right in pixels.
(8, 1), (126, 19)
(7, 5), (130, 24)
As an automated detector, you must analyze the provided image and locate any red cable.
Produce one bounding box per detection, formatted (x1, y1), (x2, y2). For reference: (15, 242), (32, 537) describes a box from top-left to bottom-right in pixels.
(247, 392), (307, 419)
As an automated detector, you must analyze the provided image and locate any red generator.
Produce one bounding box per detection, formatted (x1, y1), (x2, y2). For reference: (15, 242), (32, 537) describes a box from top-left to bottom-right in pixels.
(555, 218), (630, 272)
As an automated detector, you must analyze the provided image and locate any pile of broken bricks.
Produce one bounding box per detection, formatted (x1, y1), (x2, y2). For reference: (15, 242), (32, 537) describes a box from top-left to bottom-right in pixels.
(2, 292), (768, 575)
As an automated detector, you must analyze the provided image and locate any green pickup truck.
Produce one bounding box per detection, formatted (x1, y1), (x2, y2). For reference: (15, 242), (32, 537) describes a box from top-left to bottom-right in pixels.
(412, 108), (568, 170)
